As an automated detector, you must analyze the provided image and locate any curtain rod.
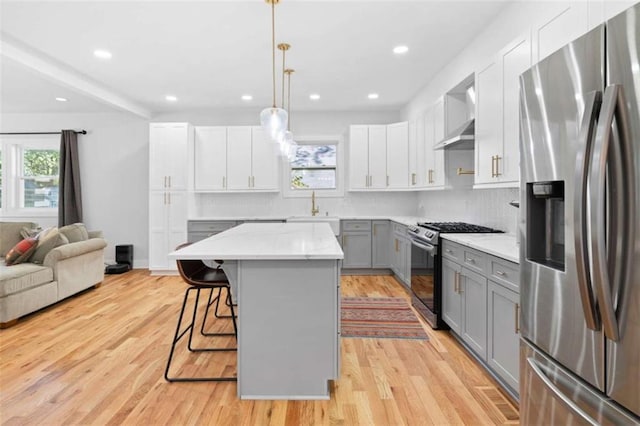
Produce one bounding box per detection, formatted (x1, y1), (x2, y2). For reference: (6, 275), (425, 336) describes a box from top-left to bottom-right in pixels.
(0, 130), (87, 135)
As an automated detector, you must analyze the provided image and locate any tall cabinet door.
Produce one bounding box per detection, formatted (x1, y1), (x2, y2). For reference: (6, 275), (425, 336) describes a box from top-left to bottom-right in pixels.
(441, 258), (462, 334)
(386, 122), (409, 189)
(149, 123), (189, 191)
(368, 125), (387, 189)
(194, 127), (227, 191)
(148, 192), (169, 270)
(431, 98), (445, 187)
(500, 33), (531, 184)
(475, 59), (501, 185)
(461, 268), (488, 360)
(250, 128), (278, 190)
(533, 2), (588, 63)
(349, 126), (369, 189)
(226, 127), (252, 190)
(372, 220), (390, 268)
(166, 191), (188, 257)
(487, 281), (520, 391)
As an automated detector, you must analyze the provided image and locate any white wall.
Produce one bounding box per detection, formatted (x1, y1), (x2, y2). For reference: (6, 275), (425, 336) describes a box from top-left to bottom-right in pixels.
(1, 113), (149, 266)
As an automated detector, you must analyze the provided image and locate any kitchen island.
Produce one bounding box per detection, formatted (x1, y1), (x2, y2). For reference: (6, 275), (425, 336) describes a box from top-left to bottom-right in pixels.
(169, 222), (344, 399)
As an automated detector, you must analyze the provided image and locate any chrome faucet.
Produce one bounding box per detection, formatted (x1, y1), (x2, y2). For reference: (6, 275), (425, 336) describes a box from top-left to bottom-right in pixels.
(311, 191), (320, 216)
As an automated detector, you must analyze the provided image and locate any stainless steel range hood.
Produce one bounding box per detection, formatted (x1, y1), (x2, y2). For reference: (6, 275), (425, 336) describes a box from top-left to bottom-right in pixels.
(434, 118), (474, 150)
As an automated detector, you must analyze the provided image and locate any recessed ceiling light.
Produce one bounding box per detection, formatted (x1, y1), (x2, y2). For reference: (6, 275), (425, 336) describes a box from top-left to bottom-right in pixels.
(393, 45), (409, 54)
(55, 97), (68, 102)
(309, 94), (320, 100)
(368, 93), (379, 100)
(165, 95), (178, 102)
(241, 95), (253, 101)
(93, 49), (112, 59)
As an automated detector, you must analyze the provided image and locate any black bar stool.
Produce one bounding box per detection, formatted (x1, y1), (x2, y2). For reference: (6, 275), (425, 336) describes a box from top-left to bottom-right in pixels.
(164, 243), (237, 382)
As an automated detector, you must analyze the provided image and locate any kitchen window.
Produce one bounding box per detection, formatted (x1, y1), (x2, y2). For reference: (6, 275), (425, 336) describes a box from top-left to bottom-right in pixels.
(0, 136), (60, 216)
(283, 135), (344, 198)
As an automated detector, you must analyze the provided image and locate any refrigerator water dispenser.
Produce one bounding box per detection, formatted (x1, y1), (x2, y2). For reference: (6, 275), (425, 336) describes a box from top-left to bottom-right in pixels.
(526, 181), (565, 271)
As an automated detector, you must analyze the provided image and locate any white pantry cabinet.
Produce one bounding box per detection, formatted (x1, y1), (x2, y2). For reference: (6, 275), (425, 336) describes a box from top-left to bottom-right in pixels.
(149, 122), (190, 191)
(348, 125), (387, 190)
(149, 122), (191, 273)
(475, 33), (531, 188)
(194, 126), (279, 192)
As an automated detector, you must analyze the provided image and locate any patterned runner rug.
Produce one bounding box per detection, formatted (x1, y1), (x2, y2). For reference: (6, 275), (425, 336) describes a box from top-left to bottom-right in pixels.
(341, 297), (429, 340)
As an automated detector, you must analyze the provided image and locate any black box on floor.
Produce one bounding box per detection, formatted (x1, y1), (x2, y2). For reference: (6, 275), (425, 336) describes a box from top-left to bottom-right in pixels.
(115, 244), (133, 268)
(105, 263), (130, 274)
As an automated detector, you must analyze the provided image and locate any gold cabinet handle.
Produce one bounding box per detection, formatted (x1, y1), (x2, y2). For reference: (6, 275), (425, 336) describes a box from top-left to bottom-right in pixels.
(491, 156), (496, 178)
(248, 176), (251, 187)
(373, 224), (377, 236)
(496, 270), (506, 276)
(466, 257), (475, 264)
(454, 271), (459, 293)
(395, 239), (399, 252)
(445, 248), (453, 254)
(515, 303), (520, 333)
(365, 176), (368, 187)
(411, 173), (417, 185)
(163, 192), (167, 205)
(252, 176), (255, 187)
(222, 176), (226, 188)
(495, 155), (502, 177)
(386, 175), (390, 186)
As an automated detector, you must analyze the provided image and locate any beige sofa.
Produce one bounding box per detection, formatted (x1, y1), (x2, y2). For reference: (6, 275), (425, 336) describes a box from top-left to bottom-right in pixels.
(0, 221), (107, 327)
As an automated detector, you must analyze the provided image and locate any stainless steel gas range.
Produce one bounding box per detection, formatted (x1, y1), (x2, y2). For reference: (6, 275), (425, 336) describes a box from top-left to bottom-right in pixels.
(407, 222), (502, 329)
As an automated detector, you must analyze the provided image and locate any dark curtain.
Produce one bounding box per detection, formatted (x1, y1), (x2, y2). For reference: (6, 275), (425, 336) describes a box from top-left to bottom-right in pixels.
(58, 130), (83, 227)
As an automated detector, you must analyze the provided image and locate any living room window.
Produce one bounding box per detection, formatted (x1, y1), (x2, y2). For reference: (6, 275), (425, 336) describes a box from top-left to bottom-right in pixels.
(0, 136), (60, 216)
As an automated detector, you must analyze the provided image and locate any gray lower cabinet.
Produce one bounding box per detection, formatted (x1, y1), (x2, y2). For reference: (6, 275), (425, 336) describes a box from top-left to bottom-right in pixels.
(341, 220), (372, 268)
(487, 281), (520, 391)
(187, 220), (237, 242)
(441, 238), (520, 398)
(390, 223), (410, 287)
(372, 220), (390, 268)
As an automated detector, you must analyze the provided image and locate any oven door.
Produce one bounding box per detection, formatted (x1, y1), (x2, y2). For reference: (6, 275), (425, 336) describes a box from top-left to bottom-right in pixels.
(410, 239), (439, 328)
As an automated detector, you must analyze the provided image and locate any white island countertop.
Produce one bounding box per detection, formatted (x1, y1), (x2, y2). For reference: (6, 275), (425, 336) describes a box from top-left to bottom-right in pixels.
(440, 233), (520, 264)
(169, 222), (344, 260)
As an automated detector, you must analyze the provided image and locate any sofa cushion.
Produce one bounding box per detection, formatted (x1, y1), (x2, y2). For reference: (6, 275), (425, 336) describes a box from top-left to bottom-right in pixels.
(0, 262), (54, 297)
(0, 222), (36, 257)
(5, 238), (38, 265)
(20, 225), (42, 239)
(30, 230), (69, 264)
(59, 223), (89, 243)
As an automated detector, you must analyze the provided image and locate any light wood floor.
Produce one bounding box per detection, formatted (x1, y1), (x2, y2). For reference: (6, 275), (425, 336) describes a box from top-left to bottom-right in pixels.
(0, 271), (519, 425)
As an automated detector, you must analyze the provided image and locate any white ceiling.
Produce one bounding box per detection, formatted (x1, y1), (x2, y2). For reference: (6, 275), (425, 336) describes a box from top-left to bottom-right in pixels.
(0, 0), (512, 118)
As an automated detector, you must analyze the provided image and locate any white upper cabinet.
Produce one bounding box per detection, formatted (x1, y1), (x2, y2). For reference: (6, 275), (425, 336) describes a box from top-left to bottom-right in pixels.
(194, 127), (227, 191)
(348, 123), (412, 191)
(149, 122), (190, 191)
(475, 32), (531, 188)
(588, 0), (636, 31)
(368, 125), (387, 189)
(533, 1), (589, 63)
(423, 98), (445, 189)
(386, 122), (409, 189)
(194, 126), (279, 192)
(349, 125), (370, 190)
(250, 128), (278, 190)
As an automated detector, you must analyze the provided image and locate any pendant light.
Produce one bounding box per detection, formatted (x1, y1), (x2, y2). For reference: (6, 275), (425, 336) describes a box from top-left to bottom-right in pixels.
(260, 0), (288, 141)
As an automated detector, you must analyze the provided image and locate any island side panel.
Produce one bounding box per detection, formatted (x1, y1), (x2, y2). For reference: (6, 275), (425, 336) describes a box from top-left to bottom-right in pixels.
(237, 259), (340, 400)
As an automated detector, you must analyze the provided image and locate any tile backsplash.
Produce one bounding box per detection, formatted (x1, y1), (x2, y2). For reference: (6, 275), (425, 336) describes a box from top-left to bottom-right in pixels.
(417, 187), (520, 234)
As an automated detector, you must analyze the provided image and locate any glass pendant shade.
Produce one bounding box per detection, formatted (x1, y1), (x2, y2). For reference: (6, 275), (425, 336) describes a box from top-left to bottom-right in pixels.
(260, 107), (288, 141)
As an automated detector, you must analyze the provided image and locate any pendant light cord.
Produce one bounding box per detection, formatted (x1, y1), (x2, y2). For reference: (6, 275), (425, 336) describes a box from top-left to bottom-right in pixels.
(287, 71), (292, 130)
(271, 1), (276, 108)
(282, 49), (286, 109)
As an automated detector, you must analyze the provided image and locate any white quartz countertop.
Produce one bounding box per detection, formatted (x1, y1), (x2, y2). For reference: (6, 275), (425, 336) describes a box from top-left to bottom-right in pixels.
(189, 215), (428, 227)
(440, 233), (520, 264)
(169, 222), (344, 260)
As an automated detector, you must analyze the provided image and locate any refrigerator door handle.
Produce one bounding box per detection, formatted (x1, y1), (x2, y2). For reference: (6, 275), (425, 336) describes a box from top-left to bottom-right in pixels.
(527, 358), (600, 426)
(574, 90), (601, 331)
(590, 84), (635, 342)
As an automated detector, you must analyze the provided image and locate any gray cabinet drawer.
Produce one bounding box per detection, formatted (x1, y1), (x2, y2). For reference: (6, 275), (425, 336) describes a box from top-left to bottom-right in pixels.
(392, 222), (407, 236)
(489, 257), (519, 292)
(442, 240), (463, 262)
(188, 232), (219, 243)
(188, 220), (237, 232)
(462, 246), (487, 274)
(342, 220), (371, 232)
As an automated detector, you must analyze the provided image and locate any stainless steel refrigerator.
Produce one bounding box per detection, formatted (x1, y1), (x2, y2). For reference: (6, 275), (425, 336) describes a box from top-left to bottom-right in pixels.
(519, 3), (640, 425)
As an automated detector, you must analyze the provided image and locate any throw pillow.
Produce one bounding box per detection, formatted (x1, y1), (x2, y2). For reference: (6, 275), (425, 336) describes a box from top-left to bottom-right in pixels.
(59, 223), (89, 243)
(20, 226), (42, 239)
(30, 229), (69, 264)
(5, 237), (38, 265)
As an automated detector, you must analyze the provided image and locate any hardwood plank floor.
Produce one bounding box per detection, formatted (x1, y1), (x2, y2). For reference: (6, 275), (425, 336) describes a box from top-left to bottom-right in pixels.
(0, 270), (519, 425)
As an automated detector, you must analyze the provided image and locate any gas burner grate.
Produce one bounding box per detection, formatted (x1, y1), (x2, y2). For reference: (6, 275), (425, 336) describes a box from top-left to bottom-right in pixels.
(417, 222), (503, 233)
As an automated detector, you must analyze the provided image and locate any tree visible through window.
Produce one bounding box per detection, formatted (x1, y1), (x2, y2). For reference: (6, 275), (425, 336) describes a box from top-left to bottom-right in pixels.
(22, 149), (60, 208)
(290, 144), (337, 189)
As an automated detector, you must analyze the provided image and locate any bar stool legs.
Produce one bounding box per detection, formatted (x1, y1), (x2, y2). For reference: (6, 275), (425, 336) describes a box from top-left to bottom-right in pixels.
(200, 287), (237, 336)
(164, 285), (237, 382)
